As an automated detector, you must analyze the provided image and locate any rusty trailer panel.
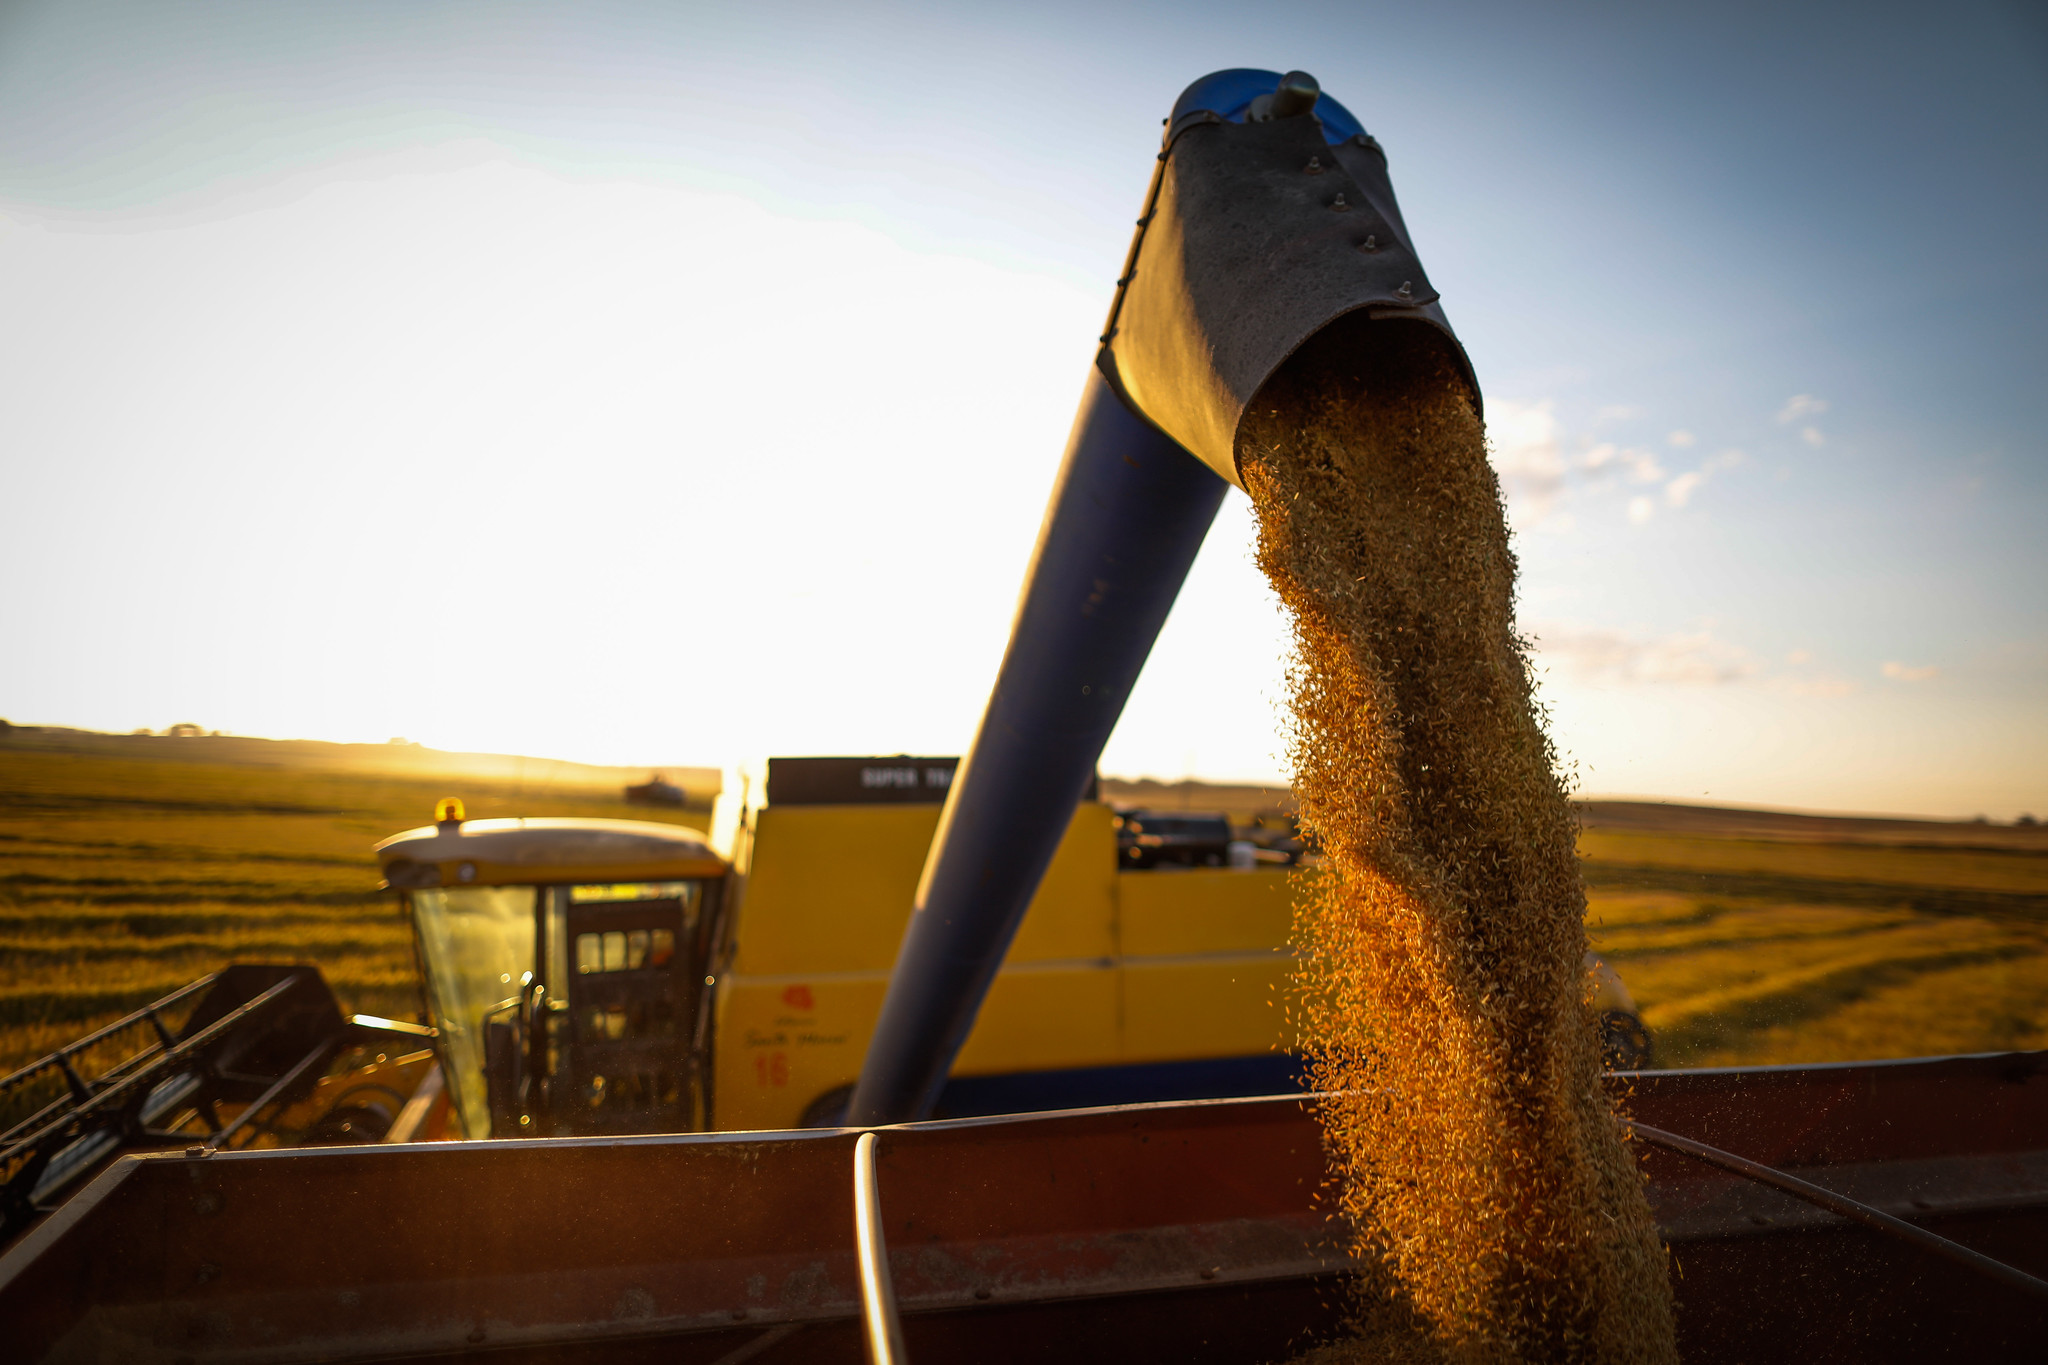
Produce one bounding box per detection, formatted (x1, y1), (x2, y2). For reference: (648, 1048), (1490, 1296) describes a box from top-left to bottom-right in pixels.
(3, 1053), (2046, 1363)
(0, 1095), (1343, 1364)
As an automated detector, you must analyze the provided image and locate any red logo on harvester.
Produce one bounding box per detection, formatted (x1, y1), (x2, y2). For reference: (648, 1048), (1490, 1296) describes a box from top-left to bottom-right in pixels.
(781, 984), (815, 1011)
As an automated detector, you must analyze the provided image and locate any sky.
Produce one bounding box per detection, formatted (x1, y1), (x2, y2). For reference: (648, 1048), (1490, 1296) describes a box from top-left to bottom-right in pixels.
(1, 0), (2044, 818)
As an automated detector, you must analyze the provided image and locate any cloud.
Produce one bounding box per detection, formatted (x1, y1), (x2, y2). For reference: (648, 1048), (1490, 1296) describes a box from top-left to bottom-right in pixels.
(1775, 675), (1858, 698)
(1584, 444), (1665, 483)
(1494, 403), (1741, 528)
(1532, 625), (1757, 685)
(1487, 398), (1566, 522)
(1766, 647), (1859, 695)
(1646, 450), (1741, 514)
(1882, 661), (1939, 682)
(1775, 397), (1828, 448)
(1536, 625), (1869, 695)
(1777, 394), (1829, 424)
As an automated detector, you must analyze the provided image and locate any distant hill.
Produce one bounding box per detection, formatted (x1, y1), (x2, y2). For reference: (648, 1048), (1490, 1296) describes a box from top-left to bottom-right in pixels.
(1099, 777), (1293, 820)
(1576, 799), (2048, 853)
(1101, 774), (2044, 853)
(0, 723), (720, 806)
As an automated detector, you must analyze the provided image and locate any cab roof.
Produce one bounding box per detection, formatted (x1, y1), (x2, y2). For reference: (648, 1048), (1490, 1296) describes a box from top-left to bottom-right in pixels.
(375, 817), (727, 891)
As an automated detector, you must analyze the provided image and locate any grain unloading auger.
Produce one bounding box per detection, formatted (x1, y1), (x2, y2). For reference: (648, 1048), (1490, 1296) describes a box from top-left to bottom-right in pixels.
(4, 69), (2047, 1365)
(847, 66), (1477, 1128)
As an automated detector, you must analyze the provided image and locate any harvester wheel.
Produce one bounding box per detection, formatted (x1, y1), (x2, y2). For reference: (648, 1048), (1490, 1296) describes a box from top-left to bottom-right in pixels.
(1598, 1010), (1655, 1072)
(798, 1085), (854, 1129)
(301, 1085), (409, 1145)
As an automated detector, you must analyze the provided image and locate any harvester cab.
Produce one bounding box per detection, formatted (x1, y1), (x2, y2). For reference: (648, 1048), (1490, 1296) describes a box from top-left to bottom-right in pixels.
(374, 805), (730, 1139)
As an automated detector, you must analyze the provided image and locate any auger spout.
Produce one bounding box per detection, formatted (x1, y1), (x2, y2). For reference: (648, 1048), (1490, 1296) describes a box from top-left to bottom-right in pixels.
(848, 67), (1470, 1125)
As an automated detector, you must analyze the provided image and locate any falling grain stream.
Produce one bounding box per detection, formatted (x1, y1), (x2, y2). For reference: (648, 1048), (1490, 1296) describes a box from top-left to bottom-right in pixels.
(1248, 323), (1678, 1363)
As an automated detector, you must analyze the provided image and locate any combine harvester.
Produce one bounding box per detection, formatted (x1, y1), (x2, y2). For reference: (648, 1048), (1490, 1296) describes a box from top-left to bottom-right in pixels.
(5, 68), (2047, 1363)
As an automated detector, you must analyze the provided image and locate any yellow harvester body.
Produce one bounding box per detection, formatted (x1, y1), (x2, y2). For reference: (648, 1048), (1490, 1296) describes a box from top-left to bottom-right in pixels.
(375, 762), (1647, 1140)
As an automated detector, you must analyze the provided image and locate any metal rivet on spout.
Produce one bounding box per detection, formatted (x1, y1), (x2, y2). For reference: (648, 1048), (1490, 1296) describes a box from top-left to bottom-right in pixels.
(1358, 236), (1378, 253)
(1304, 156), (1323, 175)
(1330, 193), (1349, 211)
(1396, 281), (1414, 299)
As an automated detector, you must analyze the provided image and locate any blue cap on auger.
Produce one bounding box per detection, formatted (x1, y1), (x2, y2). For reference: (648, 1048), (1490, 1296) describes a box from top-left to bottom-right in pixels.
(847, 69), (1474, 1127)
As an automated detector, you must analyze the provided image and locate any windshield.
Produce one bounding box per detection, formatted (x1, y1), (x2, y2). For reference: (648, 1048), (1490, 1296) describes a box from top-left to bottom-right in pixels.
(410, 885), (537, 1139)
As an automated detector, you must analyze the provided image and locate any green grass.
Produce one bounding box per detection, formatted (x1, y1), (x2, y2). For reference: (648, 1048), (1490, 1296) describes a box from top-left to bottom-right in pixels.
(0, 745), (709, 1077)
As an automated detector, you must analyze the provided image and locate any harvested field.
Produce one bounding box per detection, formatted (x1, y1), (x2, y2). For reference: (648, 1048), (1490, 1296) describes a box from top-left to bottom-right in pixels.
(0, 736), (710, 1080)
(4, 740), (2039, 1088)
(1580, 812), (2048, 1067)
